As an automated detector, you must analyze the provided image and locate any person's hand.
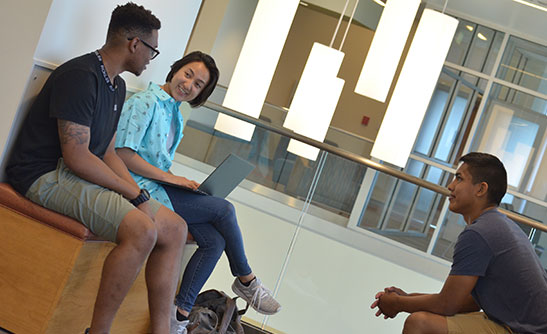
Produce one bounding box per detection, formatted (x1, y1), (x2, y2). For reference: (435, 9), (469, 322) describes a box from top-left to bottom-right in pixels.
(384, 286), (407, 296)
(169, 175), (200, 190)
(371, 291), (388, 318)
(377, 291), (401, 319)
(371, 288), (405, 319)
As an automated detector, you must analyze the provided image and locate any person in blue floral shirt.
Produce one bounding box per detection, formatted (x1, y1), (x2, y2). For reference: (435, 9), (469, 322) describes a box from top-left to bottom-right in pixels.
(115, 51), (281, 334)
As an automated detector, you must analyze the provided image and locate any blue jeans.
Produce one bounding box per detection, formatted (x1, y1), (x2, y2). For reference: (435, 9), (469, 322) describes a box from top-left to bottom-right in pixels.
(162, 185), (252, 312)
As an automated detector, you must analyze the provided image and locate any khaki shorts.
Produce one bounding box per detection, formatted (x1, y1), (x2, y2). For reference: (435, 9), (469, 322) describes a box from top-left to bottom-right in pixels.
(447, 312), (513, 334)
(26, 158), (161, 242)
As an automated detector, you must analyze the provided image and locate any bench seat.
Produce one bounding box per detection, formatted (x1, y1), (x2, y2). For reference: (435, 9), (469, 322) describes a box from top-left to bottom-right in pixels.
(0, 182), (193, 334)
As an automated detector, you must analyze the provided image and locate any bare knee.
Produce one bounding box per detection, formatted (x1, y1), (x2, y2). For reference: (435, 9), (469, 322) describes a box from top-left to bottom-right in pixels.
(117, 209), (158, 255)
(154, 206), (187, 246)
(403, 311), (448, 334)
(403, 312), (431, 334)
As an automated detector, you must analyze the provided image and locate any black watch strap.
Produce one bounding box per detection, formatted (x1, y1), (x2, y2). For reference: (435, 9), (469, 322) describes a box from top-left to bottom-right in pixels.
(129, 189), (150, 207)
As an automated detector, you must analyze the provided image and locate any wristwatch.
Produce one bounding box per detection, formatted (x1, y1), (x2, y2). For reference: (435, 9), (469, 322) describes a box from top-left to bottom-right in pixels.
(129, 188), (150, 207)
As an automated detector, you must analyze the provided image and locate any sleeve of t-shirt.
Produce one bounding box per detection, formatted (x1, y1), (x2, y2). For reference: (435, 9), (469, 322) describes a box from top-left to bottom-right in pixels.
(115, 94), (154, 152)
(449, 229), (493, 277)
(49, 69), (97, 127)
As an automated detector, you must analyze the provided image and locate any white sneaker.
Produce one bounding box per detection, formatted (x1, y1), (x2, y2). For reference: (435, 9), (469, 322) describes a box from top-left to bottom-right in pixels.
(232, 277), (281, 315)
(170, 305), (189, 334)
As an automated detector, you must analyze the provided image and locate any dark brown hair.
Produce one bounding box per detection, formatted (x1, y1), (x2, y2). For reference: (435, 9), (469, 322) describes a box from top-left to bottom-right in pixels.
(459, 152), (507, 206)
(165, 51), (219, 107)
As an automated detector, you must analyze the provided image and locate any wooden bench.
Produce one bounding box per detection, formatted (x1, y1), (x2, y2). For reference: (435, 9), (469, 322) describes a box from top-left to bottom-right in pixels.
(0, 182), (193, 334)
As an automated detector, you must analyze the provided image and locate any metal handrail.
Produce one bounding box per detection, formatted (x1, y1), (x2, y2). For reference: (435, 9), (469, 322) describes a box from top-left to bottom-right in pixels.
(203, 101), (547, 233)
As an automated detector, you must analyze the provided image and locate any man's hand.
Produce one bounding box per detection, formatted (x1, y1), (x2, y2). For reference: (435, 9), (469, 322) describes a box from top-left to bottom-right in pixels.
(371, 286), (407, 319)
(385, 286), (407, 296)
(371, 291), (387, 318)
(378, 291), (402, 318)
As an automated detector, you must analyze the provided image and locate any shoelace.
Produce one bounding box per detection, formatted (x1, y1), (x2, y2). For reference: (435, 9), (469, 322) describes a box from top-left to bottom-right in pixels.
(172, 315), (188, 334)
(250, 282), (274, 312)
(174, 324), (187, 334)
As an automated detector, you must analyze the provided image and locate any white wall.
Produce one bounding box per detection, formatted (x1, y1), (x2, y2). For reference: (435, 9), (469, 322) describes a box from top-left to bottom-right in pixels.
(0, 0), (53, 177)
(35, 0), (202, 92)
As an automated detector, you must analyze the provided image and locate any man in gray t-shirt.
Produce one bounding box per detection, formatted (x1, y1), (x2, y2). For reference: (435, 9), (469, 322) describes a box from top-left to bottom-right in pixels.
(371, 152), (547, 333)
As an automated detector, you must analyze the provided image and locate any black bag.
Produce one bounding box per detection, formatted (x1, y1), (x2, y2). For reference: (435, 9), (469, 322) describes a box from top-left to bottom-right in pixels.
(187, 289), (249, 334)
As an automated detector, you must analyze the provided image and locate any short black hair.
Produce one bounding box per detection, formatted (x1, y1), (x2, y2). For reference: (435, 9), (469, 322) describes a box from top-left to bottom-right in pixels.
(106, 2), (161, 42)
(165, 51), (219, 107)
(459, 152), (507, 206)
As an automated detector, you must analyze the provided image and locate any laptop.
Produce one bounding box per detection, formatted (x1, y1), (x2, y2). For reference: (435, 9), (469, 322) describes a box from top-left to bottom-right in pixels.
(154, 154), (255, 198)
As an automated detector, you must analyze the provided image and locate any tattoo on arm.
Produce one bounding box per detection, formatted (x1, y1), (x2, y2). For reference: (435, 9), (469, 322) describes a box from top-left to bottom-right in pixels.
(58, 120), (90, 146)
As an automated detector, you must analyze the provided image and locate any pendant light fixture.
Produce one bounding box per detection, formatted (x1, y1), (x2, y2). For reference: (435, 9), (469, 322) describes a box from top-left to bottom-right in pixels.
(215, 0), (300, 141)
(354, 0), (421, 103)
(370, 8), (458, 167)
(284, 0), (358, 161)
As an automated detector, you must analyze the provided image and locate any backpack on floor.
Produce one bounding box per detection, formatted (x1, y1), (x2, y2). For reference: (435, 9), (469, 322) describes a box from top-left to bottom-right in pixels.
(187, 289), (249, 334)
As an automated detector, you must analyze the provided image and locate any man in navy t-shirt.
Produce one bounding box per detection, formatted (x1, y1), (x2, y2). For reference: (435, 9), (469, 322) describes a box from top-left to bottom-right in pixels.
(371, 152), (547, 333)
(6, 3), (188, 334)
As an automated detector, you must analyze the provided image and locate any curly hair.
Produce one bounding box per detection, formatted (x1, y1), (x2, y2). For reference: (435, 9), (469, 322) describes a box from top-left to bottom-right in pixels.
(106, 2), (161, 42)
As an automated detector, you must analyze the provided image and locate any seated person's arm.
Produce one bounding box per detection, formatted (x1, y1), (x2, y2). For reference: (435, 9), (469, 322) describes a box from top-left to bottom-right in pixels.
(103, 133), (140, 190)
(59, 119), (140, 200)
(458, 292), (481, 313)
(377, 275), (479, 318)
(116, 147), (199, 190)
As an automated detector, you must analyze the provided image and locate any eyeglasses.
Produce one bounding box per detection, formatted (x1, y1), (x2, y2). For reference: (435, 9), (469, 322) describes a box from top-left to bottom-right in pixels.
(128, 37), (160, 60)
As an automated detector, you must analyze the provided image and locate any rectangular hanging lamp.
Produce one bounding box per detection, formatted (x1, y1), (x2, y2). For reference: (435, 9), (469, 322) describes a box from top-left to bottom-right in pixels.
(215, 0), (300, 141)
(354, 0), (420, 103)
(284, 43), (345, 161)
(370, 9), (458, 168)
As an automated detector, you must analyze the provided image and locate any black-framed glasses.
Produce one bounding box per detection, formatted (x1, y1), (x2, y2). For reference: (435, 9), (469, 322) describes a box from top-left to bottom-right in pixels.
(128, 37), (160, 60)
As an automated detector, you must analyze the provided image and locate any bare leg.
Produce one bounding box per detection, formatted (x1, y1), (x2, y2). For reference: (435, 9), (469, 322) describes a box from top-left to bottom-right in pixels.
(403, 311), (448, 334)
(89, 209), (158, 334)
(146, 206), (187, 334)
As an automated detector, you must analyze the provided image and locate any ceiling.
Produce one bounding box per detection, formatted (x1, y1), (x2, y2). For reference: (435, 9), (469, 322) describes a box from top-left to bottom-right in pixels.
(426, 0), (547, 44)
(306, 0), (547, 45)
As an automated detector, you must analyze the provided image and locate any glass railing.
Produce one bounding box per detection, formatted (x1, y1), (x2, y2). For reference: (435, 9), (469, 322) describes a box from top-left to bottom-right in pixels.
(178, 96), (545, 240)
(358, 157), (452, 253)
(177, 85), (374, 218)
(174, 99), (546, 333)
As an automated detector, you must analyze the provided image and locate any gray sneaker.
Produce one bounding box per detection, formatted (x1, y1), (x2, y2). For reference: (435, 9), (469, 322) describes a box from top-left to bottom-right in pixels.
(232, 277), (281, 315)
(170, 305), (189, 334)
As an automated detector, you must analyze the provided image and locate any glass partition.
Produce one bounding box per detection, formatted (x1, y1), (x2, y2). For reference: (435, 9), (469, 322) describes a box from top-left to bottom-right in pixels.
(496, 36), (547, 95)
(414, 68), (488, 165)
(172, 72), (546, 334)
(358, 158), (450, 252)
(446, 18), (504, 74)
(177, 87), (372, 218)
(470, 83), (546, 200)
(170, 4), (547, 333)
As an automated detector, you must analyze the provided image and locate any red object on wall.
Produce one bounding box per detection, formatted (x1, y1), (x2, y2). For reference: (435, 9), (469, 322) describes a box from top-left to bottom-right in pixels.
(361, 115), (370, 126)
